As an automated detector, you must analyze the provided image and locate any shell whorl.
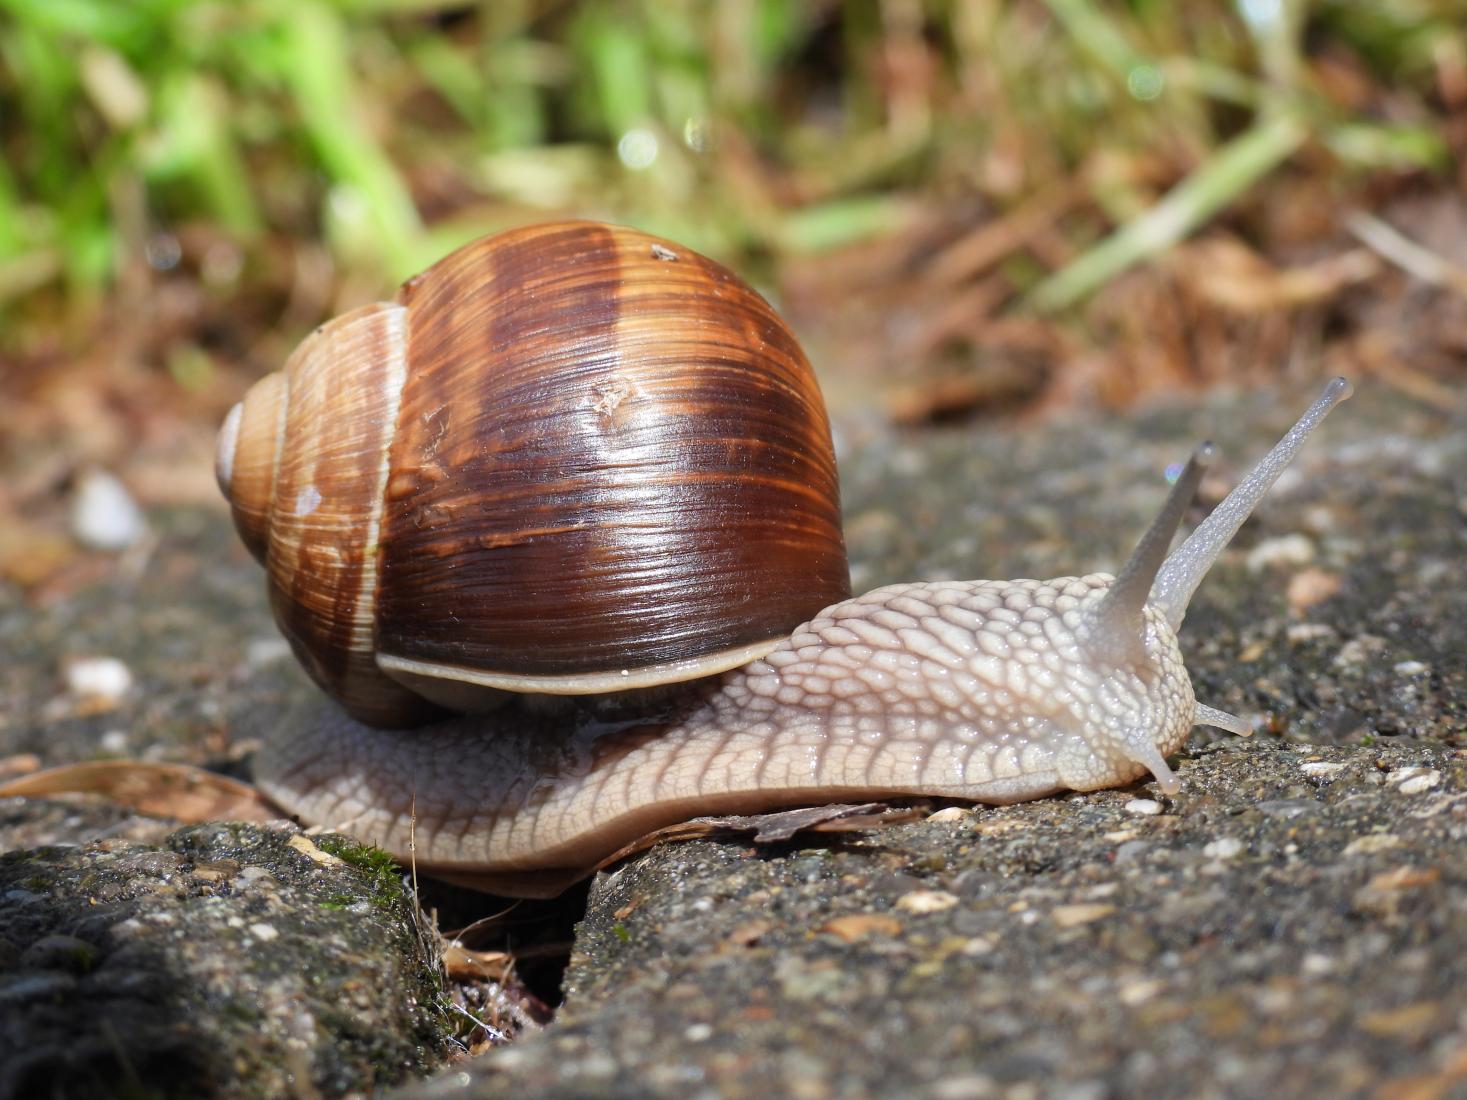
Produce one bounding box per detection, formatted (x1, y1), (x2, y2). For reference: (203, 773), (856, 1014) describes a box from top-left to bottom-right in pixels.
(217, 221), (851, 726)
(217, 370), (287, 563)
(220, 301), (432, 727)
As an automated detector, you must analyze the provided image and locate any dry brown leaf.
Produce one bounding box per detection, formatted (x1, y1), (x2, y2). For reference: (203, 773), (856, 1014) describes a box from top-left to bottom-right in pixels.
(0, 753), (42, 780)
(1182, 238), (1380, 314)
(0, 519), (81, 590)
(819, 913), (903, 942)
(1359, 1002), (1441, 1040)
(441, 944), (514, 982)
(592, 802), (918, 871)
(287, 834), (346, 867)
(0, 760), (281, 822)
(1365, 865), (1442, 892)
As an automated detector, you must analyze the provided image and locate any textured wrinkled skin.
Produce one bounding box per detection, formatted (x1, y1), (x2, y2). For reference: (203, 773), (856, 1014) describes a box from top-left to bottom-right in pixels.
(256, 573), (1196, 894)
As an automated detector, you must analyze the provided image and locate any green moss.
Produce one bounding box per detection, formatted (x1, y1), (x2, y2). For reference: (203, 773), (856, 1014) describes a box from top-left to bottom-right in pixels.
(314, 835), (404, 913)
(66, 940), (99, 974)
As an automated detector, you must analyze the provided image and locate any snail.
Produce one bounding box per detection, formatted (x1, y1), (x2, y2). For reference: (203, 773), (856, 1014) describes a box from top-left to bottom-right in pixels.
(216, 220), (1352, 896)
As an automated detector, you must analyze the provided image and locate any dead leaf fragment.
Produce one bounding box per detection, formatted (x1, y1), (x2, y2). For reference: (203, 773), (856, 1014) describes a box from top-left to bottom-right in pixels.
(0, 760), (281, 822)
(442, 944), (513, 982)
(1182, 237), (1379, 314)
(1359, 1001), (1441, 1040)
(0, 754), (41, 780)
(593, 802), (915, 871)
(1365, 866), (1441, 892)
(819, 914), (903, 942)
(0, 519), (80, 590)
(286, 834), (345, 868)
(190, 859), (241, 883)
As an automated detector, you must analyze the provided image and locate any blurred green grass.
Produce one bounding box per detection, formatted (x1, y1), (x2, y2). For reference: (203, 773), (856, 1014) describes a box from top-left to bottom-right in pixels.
(0, 0), (1460, 332)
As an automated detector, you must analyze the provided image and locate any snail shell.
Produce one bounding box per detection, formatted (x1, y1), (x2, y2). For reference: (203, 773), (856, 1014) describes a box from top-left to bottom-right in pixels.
(216, 222), (851, 726)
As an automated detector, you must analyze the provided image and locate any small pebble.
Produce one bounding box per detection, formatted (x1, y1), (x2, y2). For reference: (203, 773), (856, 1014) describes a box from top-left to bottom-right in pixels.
(99, 729), (129, 753)
(70, 469), (148, 550)
(1397, 770), (1442, 796)
(1393, 660), (1429, 676)
(929, 1073), (997, 1100)
(1245, 533), (1314, 572)
(246, 637), (293, 667)
(1344, 834), (1402, 855)
(1286, 567), (1341, 610)
(1118, 978), (1164, 1006)
(683, 1023), (713, 1042)
(819, 914), (902, 942)
(1203, 837), (1244, 860)
(926, 806), (971, 824)
(1124, 798), (1163, 817)
(895, 889), (959, 915)
(576, 1051), (619, 1079)
(1334, 634), (1387, 668)
(247, 923), (280, 942)
(1255, 799), (1318, 819)
(64, 656), (133, 704)
(1286, 623), (1335, 643)
(1051, 903), (1115, 928)
(1299, 761), (1346, 779)
(1301, 953), (1335, 976)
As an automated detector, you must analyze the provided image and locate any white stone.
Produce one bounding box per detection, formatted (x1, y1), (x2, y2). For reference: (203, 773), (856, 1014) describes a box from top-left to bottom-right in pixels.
(64, 656), (133, 703)
(1397, 770), (1442, 796)
(70, 469), (148, 550)
(1245, 533), (1314, 572)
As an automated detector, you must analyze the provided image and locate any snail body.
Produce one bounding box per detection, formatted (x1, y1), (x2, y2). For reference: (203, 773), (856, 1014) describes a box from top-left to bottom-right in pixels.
(218, 221), (1352, 897)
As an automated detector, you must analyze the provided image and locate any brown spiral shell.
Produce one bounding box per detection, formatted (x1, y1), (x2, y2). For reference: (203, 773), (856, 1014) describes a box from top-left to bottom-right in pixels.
(216, 221), (851, 727)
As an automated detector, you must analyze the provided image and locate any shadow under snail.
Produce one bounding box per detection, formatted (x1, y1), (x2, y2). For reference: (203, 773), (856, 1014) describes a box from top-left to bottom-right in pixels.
(215, 221), (1352, 897)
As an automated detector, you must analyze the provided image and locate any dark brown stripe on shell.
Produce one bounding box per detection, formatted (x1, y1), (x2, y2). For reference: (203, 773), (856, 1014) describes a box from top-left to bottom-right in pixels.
(378, 221), (849, 681)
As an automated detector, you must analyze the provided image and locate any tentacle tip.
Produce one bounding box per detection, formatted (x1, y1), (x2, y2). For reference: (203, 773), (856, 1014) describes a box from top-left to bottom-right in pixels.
(1195, 702), (1255, 738)
(1326, 376), (1354, 402)
(1192, 441), (1217, 468)
(1128, 741), (1181, 796)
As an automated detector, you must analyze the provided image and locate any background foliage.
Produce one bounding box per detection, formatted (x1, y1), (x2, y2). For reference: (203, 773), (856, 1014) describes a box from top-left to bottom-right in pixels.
(0, 0), (1463, 405)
